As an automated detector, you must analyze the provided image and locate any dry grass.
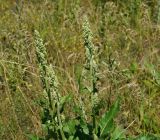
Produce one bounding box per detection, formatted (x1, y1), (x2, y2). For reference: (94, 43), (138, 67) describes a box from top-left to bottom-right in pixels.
(0, 0), (160, 139)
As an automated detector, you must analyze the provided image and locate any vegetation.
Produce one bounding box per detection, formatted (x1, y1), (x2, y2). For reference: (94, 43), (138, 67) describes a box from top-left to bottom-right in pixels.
(0, 0), (160, 139)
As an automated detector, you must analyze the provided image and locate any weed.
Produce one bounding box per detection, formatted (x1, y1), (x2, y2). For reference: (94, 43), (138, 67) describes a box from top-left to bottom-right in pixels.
(0, 1), (160, 140)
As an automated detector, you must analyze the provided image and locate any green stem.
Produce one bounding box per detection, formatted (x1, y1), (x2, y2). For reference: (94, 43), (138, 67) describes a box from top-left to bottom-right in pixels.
(56, 91), (66, 140)
(91, 54), (97, 139)
(57, 102), (66, 140)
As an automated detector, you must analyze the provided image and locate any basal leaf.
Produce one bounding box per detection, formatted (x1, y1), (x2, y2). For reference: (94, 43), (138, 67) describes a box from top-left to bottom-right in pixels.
(99, 98), (120, 137)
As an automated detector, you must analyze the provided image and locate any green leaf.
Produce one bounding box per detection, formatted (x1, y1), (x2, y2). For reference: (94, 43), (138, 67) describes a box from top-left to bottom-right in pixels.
(60, 95), (72, 107)
(100, 119), (114, 138)
(68, 136), (74, 140)
(79, 118), (89, 135)
(111, 126), (126, 140)
(26, 134), (40, 140)
(63, 119), (79, 135)
(99, 98), (120, 137)
(59, 94), (72, 112)
(130, 62), (138, 74)
(93, 133), (99, 140)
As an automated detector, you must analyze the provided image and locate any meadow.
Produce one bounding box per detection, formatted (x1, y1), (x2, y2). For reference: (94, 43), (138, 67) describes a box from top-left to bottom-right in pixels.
(0, 0), (160, 139)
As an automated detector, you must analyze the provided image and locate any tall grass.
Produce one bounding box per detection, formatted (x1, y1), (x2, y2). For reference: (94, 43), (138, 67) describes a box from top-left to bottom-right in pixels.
(0, 0), (160, 139)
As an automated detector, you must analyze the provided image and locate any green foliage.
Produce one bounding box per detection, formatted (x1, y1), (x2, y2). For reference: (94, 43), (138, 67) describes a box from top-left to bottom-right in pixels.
(31, 17), (123, 140)
(0, 0), (160, 140)
(99, 98), (120, 138)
